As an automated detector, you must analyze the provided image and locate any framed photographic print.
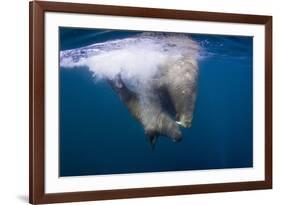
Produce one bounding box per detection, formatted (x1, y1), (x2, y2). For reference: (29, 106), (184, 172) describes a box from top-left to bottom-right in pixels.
(29, 1), (272, 204)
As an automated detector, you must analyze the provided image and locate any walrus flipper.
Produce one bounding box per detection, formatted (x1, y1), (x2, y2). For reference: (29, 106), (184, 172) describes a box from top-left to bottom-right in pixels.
(145, 130), (158, 150)
(107, 74), (135, 101)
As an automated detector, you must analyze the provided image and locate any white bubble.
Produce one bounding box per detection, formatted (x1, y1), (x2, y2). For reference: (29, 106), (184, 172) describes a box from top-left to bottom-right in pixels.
(60, 32), (200, 92)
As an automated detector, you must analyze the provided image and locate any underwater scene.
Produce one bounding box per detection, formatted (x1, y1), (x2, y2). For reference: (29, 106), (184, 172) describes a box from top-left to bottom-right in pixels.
(59, 27), (253, 177)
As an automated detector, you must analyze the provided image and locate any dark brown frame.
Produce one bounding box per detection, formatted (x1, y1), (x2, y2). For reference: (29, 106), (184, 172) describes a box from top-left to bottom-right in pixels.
(29, 1), (272, 204)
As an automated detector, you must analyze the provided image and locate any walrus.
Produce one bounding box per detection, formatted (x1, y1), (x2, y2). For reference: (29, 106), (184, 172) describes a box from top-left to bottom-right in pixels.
(109, 57), (198, 147)
(60, 32), (200, 148)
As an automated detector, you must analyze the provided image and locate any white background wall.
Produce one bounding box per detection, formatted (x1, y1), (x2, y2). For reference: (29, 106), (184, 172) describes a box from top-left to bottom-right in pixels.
(0, 0), (279, 204)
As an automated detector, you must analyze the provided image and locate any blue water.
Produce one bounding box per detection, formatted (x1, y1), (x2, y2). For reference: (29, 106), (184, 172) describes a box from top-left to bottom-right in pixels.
(59, 28), (253, 177)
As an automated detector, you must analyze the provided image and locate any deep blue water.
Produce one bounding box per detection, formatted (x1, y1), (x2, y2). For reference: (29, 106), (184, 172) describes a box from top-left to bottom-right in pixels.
(59, 28), (253, 177)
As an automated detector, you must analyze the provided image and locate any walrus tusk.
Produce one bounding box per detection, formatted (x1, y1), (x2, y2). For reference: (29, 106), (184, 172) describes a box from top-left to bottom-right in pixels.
(176, 121), (192, 128)
(176, 121), (185, 127)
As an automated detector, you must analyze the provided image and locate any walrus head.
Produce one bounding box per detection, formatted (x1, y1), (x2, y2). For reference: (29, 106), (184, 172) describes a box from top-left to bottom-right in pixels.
(144, 110), (182, 149)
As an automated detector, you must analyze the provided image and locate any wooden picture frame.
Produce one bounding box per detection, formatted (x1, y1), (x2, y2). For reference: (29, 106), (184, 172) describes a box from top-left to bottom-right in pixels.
(29, 1), (272, 204)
